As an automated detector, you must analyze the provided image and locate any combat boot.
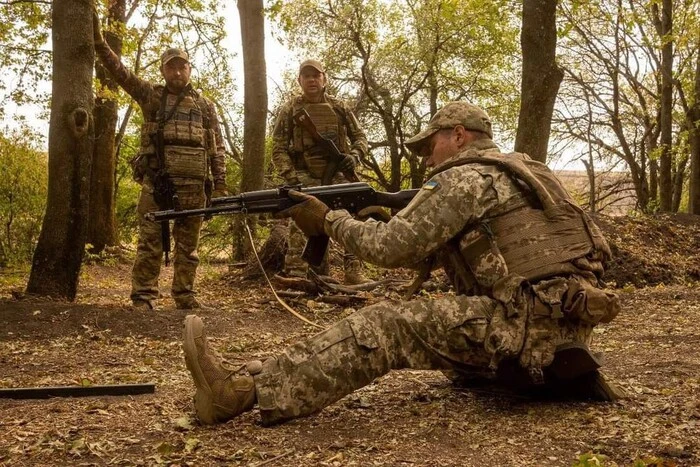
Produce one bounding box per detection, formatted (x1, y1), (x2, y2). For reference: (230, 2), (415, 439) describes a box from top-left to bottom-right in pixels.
(175, 296), (202, 310)
(131, 299), (153, 311)
(182, 315), (256, 424)
(282, 266), (307, 279)
(344, 257), (370, 285)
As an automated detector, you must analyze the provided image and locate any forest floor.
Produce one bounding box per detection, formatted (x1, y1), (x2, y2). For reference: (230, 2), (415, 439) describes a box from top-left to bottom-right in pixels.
(0, 213), (699, 467)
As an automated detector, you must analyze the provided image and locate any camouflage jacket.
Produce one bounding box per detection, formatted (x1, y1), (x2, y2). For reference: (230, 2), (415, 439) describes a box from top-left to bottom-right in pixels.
(271, 93), (368, 182)
(95, 42), (226, 186)
(325, 138), (611, 296)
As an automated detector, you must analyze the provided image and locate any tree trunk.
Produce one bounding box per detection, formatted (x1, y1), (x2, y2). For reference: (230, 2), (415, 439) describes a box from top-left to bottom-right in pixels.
(689, 38), (700, 214)
(671, 155), (687, 212)
(514, 0), (563, 163)
(87, 0), (125, 252)
(26, 0), (94, 299)
(655, 0), (674, 211)
(234, 0), (268, 260)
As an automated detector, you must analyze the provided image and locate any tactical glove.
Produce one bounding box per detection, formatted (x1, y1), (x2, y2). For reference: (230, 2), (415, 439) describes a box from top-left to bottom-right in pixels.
(338, 154), (356, 172)
(276, 190), (330, 237)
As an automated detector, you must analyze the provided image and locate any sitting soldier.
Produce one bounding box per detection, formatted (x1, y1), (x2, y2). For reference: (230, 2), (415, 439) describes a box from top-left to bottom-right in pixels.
(182, 102), (622, 426)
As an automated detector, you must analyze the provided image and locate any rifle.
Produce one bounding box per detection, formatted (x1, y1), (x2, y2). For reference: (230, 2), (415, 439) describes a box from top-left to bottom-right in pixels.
(146, 182), (419, 267)
(152, 129), (177, 266)
(293, 108), (360, 185)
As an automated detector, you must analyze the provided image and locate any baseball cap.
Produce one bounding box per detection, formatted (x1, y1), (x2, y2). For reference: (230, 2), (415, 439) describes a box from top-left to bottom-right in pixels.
(299, 59), (325, 74)
(405, 102), (493, 152)
(161, 48), (189, 66)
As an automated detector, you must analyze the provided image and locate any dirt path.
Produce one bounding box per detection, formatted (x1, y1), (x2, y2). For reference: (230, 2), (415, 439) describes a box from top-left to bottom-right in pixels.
(1, 264), (699, 466)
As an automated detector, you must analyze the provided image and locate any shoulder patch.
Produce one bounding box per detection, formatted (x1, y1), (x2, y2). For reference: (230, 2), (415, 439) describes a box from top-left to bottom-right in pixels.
(422, 180), (440, 191)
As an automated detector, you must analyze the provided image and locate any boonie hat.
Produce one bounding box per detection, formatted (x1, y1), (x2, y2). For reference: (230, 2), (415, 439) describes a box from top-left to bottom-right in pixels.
(405, 102), (493, 151)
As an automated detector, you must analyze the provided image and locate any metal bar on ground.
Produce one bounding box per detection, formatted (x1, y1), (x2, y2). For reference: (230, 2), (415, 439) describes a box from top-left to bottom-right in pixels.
(0, 383), (156, 399)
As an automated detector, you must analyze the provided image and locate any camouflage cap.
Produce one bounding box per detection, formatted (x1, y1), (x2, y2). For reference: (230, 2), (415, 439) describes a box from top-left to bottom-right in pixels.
(405, 102), (493, 152)
(299, 59), (325, 74)
(161, 48), (189, 66)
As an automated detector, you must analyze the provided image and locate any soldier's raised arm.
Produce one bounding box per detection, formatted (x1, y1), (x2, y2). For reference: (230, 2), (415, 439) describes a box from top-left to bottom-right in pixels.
(92, 11), (153, 104)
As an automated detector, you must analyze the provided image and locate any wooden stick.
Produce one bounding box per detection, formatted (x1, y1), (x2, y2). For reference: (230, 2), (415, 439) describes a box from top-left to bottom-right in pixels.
(252, 449), (295, 467)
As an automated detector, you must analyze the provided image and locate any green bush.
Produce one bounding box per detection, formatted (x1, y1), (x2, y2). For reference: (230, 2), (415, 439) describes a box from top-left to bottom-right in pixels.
(0, 128), (47, 266)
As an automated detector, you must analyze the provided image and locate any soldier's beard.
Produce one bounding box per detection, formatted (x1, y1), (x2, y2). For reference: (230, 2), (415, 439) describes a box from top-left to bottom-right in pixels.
(167, 78), (188, 92)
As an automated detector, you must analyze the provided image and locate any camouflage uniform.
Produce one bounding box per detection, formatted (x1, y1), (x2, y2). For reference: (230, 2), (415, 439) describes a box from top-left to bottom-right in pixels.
(95, 43), (226, 307)
(248, 105), (620, 425)
(271, 92), (368, 279)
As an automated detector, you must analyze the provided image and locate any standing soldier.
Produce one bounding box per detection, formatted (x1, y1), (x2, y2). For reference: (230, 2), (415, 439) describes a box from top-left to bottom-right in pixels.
(93, 15), (228, 310)
(271, 59), (370, 284)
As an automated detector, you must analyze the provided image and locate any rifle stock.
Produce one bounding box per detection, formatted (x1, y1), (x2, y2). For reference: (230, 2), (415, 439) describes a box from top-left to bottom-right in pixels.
(146, 182), (419, 267)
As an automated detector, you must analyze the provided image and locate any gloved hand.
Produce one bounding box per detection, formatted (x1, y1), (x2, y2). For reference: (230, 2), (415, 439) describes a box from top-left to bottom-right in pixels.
(357, 205), (392, 223)
(211, 182), (229, 199)
(276, 190), (330, 237)
(338, 154), (356, 172)
(92, 11), (104, 45)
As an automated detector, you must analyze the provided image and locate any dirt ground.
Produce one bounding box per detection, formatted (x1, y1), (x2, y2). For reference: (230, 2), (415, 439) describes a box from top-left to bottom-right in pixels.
(1, 214), (699, 467)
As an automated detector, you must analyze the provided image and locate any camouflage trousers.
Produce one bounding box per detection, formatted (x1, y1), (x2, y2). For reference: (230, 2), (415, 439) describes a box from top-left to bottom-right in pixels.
(131, 180), (205, 305)
(284, 170), (360, 276)
(252, 292), (593, 425)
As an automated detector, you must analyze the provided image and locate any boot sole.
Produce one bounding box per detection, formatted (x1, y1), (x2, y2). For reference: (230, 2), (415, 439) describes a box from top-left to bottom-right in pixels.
(546, 342), (602, 380)
(182, 315), (217, 424)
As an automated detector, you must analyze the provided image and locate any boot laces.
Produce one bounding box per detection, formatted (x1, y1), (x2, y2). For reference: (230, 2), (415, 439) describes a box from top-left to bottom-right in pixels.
(207, 344), (248, 374)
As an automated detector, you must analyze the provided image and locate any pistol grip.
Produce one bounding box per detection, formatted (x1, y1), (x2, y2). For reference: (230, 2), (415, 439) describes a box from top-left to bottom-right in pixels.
(302, 235), (330, 267)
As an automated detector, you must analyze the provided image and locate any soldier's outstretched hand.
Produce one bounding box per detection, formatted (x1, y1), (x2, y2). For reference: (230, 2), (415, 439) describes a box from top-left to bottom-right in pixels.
(276, 190), (330, 237)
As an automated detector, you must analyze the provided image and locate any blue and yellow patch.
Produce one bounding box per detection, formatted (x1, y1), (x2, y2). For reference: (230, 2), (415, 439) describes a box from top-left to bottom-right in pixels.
(422, 180), (440, 191)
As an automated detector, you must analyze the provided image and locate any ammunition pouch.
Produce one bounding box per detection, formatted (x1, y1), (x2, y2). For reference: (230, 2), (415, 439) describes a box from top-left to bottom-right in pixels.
(531, 276), (619, 325)
(484, 275), (530, 369)
(161, 120), (206, 147)
(164, 145), (207, 180)
(170, 180), (206, 210)
(561, 278), (620, 325)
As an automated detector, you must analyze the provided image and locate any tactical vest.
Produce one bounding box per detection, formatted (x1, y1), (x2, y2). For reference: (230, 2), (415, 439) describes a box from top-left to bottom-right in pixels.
(289, 96), (350, 178)
(139, 87), (217, 181)
(434, 152), (611, 293)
